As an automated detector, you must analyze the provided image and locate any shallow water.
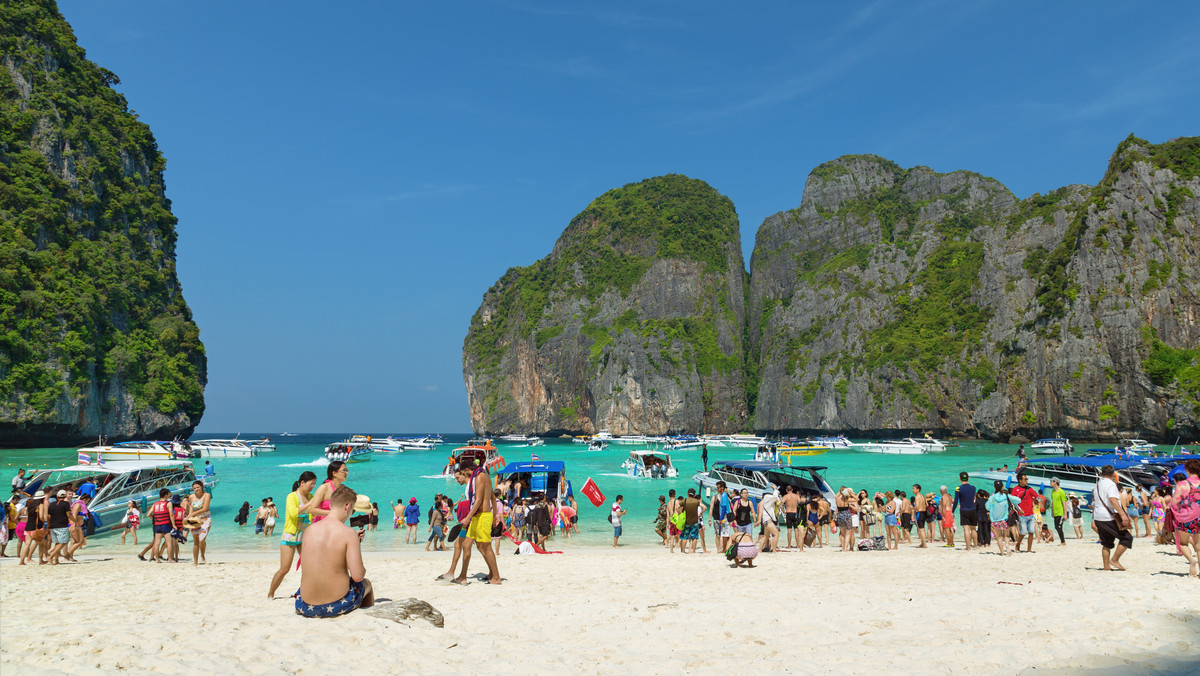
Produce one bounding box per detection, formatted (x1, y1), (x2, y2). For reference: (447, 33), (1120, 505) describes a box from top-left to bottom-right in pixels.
(0, 434), (1091, 552)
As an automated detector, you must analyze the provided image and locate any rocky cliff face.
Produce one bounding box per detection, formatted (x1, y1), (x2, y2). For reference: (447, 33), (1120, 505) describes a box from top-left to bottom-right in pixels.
(463, 175), (748, 435)
(748, 136), (1200, 442)
(0, 1), (206, 447)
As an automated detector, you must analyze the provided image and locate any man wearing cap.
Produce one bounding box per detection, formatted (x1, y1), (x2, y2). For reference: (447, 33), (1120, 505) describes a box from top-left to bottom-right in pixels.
(295, 484), (374, 617)
(45, 490), (73, 564)
(1093, 464), (1133, 570)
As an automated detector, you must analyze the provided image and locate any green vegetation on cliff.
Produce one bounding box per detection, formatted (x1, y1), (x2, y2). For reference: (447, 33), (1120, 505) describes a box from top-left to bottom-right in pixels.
(0, 0), (205, 419)
(465, 175), (738, 374)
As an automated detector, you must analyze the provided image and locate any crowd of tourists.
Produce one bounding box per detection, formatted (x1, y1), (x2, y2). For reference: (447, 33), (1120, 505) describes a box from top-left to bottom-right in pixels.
(637, 459), (1200, 575)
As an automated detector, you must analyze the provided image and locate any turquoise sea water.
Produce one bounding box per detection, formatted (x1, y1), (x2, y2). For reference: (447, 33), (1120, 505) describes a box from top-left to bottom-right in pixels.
(1, 434), (1049, 552)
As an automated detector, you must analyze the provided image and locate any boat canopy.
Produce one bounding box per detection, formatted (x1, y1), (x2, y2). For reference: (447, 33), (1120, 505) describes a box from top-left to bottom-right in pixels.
(33, 460), (193, 474)
(1027, 458), (1144, 469)
(714, 460), (828, 472)
(496, 461), (565, 474)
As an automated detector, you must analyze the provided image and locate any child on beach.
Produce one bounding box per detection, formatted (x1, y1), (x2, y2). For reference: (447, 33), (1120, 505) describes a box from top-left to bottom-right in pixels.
(121, 501), (140, 545)
(426, 498), (446, 551)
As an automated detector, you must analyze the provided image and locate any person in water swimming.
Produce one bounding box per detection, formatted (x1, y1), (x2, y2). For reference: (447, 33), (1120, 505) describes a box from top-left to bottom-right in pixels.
(294, 485), (373, 618)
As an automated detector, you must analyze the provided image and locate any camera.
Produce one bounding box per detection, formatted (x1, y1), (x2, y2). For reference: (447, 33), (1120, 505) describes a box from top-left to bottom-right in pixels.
(348, 514), (371, 529)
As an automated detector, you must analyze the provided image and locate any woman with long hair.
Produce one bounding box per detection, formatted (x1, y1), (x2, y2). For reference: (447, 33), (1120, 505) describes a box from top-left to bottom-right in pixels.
(1170, 459), (1200, 578)
(268, 470), (317, 598)
(310, 461), (348, 523)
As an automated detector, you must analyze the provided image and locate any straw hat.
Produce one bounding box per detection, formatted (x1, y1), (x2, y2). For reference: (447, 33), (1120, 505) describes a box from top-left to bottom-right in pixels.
(354, 494), (373, 513)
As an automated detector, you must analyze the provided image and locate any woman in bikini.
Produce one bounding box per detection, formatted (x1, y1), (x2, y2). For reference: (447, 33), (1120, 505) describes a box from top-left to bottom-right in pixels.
(187, 480), (212, 565)
(310, 461), (348, 523)
(269, 470), (317, 598)
(121, 501), (141, 545)
(1171, 459), (1200, 579)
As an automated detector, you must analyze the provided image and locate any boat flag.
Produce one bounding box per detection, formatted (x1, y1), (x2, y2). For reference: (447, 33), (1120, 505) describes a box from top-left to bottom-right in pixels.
(77, 452), (91, 465)
(581, 477), (605, 507)
(531, 452), (539, 461)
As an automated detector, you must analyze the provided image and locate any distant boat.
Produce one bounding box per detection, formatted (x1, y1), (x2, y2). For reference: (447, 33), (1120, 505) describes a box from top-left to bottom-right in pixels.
(621, 450), (678, 478)
(189, 439), (258, 458)
(858, 439), (926, 455)
(1031, 434), (1073, 455)
(812, 435), (852, 448)
(324, 442), (373, 463)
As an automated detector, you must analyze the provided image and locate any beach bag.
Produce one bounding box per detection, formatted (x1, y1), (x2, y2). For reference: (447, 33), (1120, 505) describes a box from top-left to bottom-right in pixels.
(871, 536), (887, 551)
(804, 528), (816, 546)
(670, 512), (686, 530)
(856, 538), (874, 551)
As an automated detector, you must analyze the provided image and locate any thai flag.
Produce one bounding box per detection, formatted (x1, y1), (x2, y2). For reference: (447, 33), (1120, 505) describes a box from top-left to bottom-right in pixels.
(531, 453), (539, 461)
(78, 452), (91, 465)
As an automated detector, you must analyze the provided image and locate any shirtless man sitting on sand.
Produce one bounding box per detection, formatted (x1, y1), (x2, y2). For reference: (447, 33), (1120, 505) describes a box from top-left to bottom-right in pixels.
(295, 485), (374, 618)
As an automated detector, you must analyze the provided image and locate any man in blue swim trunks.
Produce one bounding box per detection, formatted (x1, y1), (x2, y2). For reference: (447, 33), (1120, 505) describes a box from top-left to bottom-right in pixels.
(295, 485), (374, 618)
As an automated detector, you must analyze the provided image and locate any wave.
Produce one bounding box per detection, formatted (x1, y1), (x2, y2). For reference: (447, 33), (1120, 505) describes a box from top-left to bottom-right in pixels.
(279, 458), (330, 468)
(419, 474), (452, 479)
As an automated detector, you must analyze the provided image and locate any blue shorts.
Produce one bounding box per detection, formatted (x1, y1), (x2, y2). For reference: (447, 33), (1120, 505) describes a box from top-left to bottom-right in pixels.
(428, 526), (444, 542)
(737, 524), (753, 535)
(613, 525), (622, 537)
(1018, 514), (1035, 534)
(885, 514), (899, 527)
(153, 524), (173, 535)
(296, 579), (365, 618)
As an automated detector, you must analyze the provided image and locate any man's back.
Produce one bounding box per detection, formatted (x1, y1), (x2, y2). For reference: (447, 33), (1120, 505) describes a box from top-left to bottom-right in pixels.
(299, 519), (356, 605)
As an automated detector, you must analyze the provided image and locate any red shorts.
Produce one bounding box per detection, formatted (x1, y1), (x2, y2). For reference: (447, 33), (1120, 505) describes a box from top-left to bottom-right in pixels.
(669, 524), (680, 536)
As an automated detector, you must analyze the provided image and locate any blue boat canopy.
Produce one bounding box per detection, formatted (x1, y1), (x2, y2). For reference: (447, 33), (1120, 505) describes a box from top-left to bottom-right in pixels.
(1028, 457), (1144, 469)
(496, 461), (565, 474)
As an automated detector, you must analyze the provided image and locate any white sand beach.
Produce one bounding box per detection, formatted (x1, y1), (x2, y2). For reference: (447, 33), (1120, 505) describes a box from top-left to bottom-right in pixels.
(2, 540), (1198, 675)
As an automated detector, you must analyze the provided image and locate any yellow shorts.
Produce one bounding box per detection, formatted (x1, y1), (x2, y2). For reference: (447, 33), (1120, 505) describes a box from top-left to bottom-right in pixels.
(465, 512), (493, 544)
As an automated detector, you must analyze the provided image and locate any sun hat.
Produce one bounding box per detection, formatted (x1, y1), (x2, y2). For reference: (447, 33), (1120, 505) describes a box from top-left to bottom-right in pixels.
(354, 494), (373, 513)
(33, 491), (45, 499)
(409, 497), (417, 503)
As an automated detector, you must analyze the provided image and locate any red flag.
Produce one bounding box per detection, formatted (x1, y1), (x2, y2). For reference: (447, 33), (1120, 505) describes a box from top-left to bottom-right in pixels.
(581, 477), (605, 507)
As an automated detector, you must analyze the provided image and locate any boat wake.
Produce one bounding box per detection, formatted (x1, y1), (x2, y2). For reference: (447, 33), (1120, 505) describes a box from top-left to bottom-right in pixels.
(280, 458), (329, 468)
(419, 474), (451, 480)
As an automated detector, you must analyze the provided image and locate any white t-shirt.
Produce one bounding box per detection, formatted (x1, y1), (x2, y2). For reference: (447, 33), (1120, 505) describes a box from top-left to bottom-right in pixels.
(1093, 477), (1120, 522)
(610, 504), (622, 527)
(759, 493), (779, 521)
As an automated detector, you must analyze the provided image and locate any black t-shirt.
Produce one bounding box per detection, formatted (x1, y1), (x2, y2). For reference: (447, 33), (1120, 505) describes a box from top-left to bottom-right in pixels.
(47, 500), (71, 528)
(735, 500), (753, 526)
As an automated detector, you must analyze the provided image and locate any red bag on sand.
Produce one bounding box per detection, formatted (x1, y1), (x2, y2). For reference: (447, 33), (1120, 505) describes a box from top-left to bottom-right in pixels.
(581, 477), (605, 507)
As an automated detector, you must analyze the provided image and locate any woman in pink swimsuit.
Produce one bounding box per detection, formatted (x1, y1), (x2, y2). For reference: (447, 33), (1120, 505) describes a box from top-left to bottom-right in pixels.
(310, 461), (348, 523)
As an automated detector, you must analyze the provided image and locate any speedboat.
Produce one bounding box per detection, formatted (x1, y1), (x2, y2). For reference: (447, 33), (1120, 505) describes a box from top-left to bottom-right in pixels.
(248, 438), (276, 452)
(495, 461), (571, 502)
(664, 435), (704, 451)
(813, 435), (853, 448)
(92, 440), (194, 462)
(1031, 435), (1073, 455)
(621, 450), (679, 478)
(693, 461), (837, 505)
(189, 439), (258, 458)
(353, 435), (404, 452)
(587, 439), (608, 452)
(857, 439), (925, 455)
(324, 442), (373, 463)
(903, 437), (947, 452)
(498, 434), (537, 443)
(592, 430), (615, 442)
(18, 460), (218, 537)
(968, 458), (1162, 510)
(755, 442), (829, 463)
(1120, 438), (1156, 453)
(704, 434), (768, 448)
(442, 440), (504, 477)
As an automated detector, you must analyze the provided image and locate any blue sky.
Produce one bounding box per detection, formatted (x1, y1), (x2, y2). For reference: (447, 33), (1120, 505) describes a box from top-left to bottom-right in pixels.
(56, 1), (1200, 433)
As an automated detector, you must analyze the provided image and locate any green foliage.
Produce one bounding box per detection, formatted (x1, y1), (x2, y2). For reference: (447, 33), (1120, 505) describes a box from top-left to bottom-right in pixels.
(0, 1), (205, 418)
(862, 242), (992, 375)
(1141, 326), (1198, 387)
(1098, 405), (1119, 423)
(801, 380), (819, 405)
(1021, 411), (1037, 426)
(535, 325), (563, 348)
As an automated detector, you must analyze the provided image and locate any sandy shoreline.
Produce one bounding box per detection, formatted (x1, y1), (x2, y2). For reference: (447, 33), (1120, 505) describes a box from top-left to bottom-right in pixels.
(2, 539), (1198, 675)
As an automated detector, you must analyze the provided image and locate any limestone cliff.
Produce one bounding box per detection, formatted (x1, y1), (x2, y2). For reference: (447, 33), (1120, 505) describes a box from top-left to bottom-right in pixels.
(747, 136), (1200, 442)
(0, 1), (206, 447)
(463, 175), (748, 435)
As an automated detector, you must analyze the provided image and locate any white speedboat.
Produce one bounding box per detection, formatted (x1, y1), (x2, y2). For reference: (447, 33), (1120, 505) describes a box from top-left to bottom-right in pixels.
(813, 435), (853, 448)
(694, 461), (837, 505)
(1031, 435), (1073, 455)
(592, 430), (615, 442)
(755, 442), (830, 463)
(621, 450), (678, 478)
(1120, 438), (1156, 453)
(19, 460), (218, 537)
(325, 442), (374, 463)
(92, 440), (194, 462)
(704, 434), (768, 448)
(587, 439), (609, 452)
(664, 435), (704, 451)
(189, 439), (259, 458)
(903, 437), (947, 452)
(498, 434), (538, 444)
(858, 439), (926, 455)
(968, 458), (1162, 511)
(248, 438), (276, 452)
